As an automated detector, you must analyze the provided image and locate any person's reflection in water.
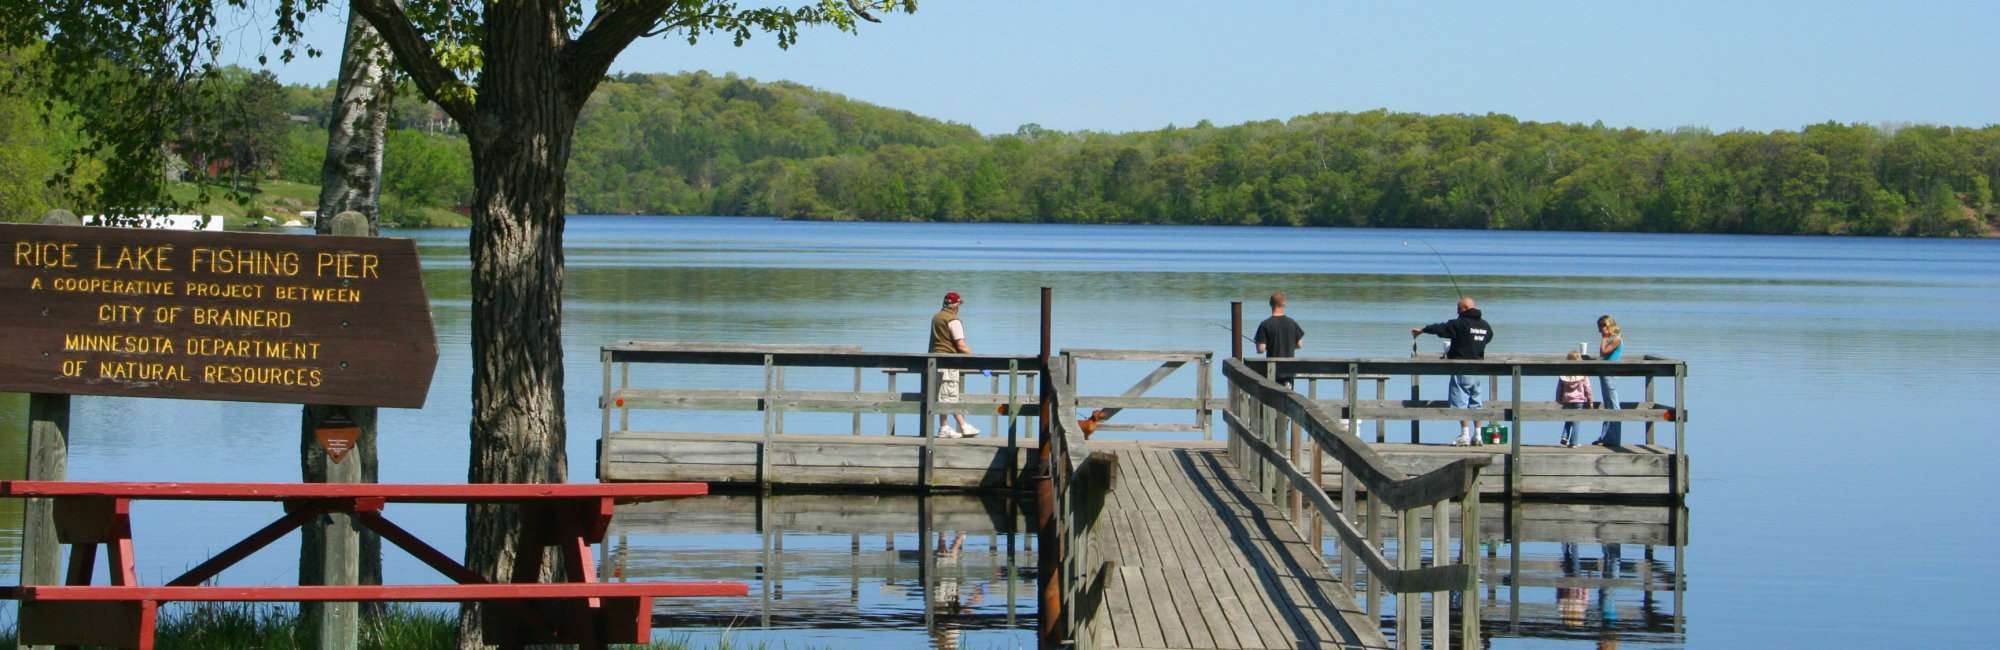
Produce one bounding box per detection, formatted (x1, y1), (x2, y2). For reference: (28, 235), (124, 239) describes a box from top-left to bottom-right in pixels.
(1598, 543), (1623, 628)
(1557, 543), (1587, 628)
(929, 531), (987, 649)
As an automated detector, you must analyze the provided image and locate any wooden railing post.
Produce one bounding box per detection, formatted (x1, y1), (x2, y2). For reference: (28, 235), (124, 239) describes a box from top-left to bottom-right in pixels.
(1644, 375), (1657, 445)
(1007, 360), (1020, 491)
(1432, 502), (1448, 650)
(1398, 507), (1420, 650)
(1198, 354), (1214, 440)
(1674, 363), (1687, 498)
(1459, 471), (1481, 649)
(922, 357), (938, 489)
(1375, 377), (1388, 444)
(761, 354), (776, 488)
(1508, 365), (1522, 500)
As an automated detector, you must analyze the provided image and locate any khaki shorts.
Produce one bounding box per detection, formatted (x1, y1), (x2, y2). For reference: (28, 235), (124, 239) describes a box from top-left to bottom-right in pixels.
(937, 369), (962, 402)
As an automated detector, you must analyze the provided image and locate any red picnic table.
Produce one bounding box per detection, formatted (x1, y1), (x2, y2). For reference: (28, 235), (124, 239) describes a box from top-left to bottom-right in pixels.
(0, 480), (747, 650)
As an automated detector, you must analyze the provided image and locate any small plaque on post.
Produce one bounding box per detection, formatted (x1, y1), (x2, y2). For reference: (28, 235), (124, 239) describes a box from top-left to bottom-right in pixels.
(315, 411), (360, 464)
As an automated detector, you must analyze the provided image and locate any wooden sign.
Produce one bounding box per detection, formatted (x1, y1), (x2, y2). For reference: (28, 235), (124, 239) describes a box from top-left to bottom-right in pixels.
(0, 223), (438, 408)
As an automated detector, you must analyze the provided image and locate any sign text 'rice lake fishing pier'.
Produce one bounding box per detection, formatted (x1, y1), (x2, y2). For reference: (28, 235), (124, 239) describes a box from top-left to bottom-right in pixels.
(0, 223), (437, 408)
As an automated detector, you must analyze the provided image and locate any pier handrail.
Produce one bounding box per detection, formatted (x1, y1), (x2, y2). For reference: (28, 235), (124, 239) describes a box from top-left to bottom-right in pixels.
(1043, 357), (1114, 648)
(1253, 354), (1690, 499)
(1223, 358), (1483, 648)
(1226, 359), (1486, 512)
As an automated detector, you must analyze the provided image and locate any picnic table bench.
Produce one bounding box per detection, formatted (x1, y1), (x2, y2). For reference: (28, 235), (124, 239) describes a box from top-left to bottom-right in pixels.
(0, 480), (747, 649)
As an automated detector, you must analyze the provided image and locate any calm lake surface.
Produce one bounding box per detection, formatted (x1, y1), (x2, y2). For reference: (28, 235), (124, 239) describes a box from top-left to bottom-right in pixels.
(4, 215), (1998, 648)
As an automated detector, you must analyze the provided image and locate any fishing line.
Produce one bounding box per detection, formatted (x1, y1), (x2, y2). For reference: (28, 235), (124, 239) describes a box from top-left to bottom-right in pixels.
(1211, 322), (1256, 344)
(1402, 239), (1465, 299)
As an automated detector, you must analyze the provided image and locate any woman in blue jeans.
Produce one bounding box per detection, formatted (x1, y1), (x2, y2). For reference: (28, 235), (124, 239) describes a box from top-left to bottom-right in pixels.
(1593, 315), (1624, 446)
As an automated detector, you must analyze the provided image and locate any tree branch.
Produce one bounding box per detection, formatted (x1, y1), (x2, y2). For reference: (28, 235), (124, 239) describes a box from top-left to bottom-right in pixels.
(349, 0), (475, 125)
(564, 0), (673, 108)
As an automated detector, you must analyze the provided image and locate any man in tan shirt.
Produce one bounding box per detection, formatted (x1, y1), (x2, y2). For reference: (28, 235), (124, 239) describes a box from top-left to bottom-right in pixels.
(928, 291), (979, 438)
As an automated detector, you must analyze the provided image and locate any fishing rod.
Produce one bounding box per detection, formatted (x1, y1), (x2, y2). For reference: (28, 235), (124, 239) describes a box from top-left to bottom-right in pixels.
(1211, 322), (1255, 344)
(1402, 239), (1465, 300)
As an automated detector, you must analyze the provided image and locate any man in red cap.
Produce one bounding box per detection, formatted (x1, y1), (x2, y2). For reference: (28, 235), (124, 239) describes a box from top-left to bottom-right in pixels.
(928, 291), (978, 438)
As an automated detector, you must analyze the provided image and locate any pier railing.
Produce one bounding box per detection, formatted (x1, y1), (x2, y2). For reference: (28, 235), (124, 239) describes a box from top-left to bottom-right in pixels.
(597, 341), (1224, 489)
(1257, 355), (1690, 498)
(1043, 357), (1115, 649)
(597, 341), (1040, 488)
(1223, 358), (1486, 650)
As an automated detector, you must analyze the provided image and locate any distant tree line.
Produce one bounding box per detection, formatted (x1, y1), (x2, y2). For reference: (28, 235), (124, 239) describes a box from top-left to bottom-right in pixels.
(9, 63), (1997, 236)
(566, 73), (1997, 236)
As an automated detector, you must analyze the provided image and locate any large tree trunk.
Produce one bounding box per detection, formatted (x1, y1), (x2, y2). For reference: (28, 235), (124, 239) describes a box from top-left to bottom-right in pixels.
(454, 7), (577, 647)
(301, 9), (392, 644)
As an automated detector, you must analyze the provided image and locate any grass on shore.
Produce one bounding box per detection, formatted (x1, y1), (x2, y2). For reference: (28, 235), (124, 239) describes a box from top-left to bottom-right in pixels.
(0, 602), (782, 649)
(163, 180), (471, 229)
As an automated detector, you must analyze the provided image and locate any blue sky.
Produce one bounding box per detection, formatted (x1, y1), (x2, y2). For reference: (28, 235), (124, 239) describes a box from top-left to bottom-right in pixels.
(232, 0), (1997, 135)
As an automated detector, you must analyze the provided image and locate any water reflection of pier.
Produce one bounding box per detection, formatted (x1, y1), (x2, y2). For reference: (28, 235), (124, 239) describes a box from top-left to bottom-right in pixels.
(605, 494), (1687, 646)
(602, 493), (1035, 636)
(1329, 502), (1687, 645)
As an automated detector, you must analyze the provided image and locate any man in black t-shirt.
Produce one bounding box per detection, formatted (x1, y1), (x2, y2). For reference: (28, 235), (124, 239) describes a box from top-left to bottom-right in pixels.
(1254, 291), (1304, 383)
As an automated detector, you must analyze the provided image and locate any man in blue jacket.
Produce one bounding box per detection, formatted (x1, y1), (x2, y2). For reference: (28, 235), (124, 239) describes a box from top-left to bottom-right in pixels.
(1412, 297), (1493, 446)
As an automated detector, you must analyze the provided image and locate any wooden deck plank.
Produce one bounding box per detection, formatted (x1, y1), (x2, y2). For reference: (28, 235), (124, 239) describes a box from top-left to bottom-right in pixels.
(1121, 566), (1169, 649)
(1201, 564), (1273, 649)
(1165, 563), (1222, 649)
(1142, 564), (1195, 648)
(1103, 553), (1139, 649)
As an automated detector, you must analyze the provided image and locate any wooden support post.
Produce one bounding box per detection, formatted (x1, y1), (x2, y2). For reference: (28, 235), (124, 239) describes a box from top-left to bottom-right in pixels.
(1007, 360), (1020, 491)
(853, 366), (864, 436)
(1036, 287), (1061, 649)
(1674, 364), (1687, 498)
(990, 370), (1001, 436)
(1366, 493), (1381, 623)
(20, 210), (80, 650)
(773, 366), (786, 436)
(1399, 508), (1420, 650)
(1507, 501), (1521, 630)
(1230, 301), (1243, 360)
(619, 360), (630, 432)
(1508, 365), (1522, 500)
(1409, 374), (1421, 443)
(1309, 379), (1323, 553)
(922, 357), (937, 490)
(1644, 376), (1657, 446)
(600, 350), (613, 478)
(761, 354), (776, 489)
(1375, 378), (1388, 444)
(1459, 476), (1481, 648)
(1432, 502), (1448, 650)
(1198, 355), (1213, 440)
(21, 393), (69, 625)
(886, 371), (899, 437)
(301, 211), (374, 650)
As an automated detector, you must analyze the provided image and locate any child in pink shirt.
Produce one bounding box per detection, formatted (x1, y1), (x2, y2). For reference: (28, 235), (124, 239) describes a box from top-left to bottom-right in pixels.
(1556, 351), (1594, 447)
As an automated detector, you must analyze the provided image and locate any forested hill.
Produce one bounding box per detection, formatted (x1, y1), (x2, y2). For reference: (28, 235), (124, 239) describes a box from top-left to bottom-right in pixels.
(560, 72), (1996, 237)
(10, 65), (1996, 236)
(565, 72), (984, 214)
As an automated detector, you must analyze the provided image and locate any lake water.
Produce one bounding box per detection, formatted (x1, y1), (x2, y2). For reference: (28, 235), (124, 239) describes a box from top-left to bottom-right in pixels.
(3, 215), (1998, 648)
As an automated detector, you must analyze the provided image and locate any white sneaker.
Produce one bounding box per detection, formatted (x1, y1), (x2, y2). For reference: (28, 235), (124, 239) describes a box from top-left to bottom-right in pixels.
(938, 425), (962, 439)
(959, 423), (980, 437)
(1451, 435), (1473, 447)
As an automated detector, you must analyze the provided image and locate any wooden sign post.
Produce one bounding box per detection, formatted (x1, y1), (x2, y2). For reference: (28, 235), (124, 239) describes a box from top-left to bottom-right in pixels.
(0, 214), (437, 649)
(301, 211), (376, 650)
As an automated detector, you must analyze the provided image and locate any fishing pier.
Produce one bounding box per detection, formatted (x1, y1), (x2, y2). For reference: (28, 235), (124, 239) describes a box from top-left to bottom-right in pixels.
(593, 300), (1690, 648)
